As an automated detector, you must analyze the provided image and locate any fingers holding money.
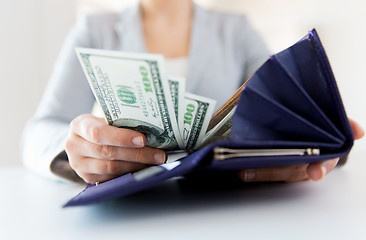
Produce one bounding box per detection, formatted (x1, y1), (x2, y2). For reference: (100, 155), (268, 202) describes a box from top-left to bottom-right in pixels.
(70, 114), (147, 148)
(66, 114), (167, 183)
(66, 134), (166, 165)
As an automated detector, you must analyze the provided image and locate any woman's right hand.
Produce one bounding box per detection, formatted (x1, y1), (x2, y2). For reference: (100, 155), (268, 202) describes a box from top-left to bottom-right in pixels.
(65, 114), (167, 184)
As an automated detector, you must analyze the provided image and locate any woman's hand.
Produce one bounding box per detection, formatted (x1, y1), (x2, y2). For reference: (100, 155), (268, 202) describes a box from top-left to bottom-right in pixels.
(65, 114), (167, 184)
(238, 119), (364, 183)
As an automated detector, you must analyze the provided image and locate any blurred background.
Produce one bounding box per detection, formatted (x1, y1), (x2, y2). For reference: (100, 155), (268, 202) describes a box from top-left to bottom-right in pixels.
(0, 0), (365, 167)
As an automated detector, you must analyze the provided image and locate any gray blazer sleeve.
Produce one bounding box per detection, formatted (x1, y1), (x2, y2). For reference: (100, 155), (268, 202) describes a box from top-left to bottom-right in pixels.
(21, 15), (97, 182)
(240, 18), (270, 81)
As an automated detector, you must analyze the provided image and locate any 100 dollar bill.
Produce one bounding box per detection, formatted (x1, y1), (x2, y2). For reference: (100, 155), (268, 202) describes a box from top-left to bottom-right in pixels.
(182, 93), (216, 150)
(167, 76), (185, 130)
(76, 48), (184, 150)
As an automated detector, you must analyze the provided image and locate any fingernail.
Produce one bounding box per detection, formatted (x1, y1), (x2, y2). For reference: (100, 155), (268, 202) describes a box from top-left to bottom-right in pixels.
(244, 169), (256, 182)
(132, 136), (144, 147)
(321, 165), (327, 177)
(154, 152), (166, 164)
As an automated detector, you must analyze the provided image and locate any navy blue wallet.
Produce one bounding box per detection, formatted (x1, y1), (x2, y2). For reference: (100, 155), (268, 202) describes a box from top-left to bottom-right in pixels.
(64, 29), (354, 207)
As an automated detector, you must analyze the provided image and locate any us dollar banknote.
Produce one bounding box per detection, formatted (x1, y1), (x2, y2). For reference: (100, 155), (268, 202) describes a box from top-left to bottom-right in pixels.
(182, 93), (216, 150)
(167, 76), (185, 129)
(76, 48), (184, 150)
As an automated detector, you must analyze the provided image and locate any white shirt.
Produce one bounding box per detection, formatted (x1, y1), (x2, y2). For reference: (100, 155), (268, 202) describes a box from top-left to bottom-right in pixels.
(165, 57), (189, 79)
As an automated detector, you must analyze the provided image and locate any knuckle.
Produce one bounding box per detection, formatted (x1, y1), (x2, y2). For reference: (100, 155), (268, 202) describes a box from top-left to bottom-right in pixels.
(64, 139), (72, 153)
(70, 114), (87, 130)
(78, 113), (91, 121)
(99, 145), (116, 160)
(90, 126), (101, 143)
(70, 120), (78, 131)
(64, 137), (75, 153)
(286, 165), (308, 182)
(69, 118), (79, 130)
(68, 157), (79, 172)
(133, 148), (145, 162)
(105, 160), (120, 175)
(64, 142), (82, 172)
(114, 134), (127, 146)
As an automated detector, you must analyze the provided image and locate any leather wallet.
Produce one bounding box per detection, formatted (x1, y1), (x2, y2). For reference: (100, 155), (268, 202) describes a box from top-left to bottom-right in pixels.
(64, 29), (354, 207)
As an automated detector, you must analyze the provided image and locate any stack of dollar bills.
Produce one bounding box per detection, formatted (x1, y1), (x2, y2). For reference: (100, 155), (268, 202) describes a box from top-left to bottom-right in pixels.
(76, 48), (219, 151)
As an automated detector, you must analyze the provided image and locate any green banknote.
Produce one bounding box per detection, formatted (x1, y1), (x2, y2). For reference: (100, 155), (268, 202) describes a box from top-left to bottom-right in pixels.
(182, 93), (216, 150)
(167, 76), (185, 129)
(76, 48), (184, 150)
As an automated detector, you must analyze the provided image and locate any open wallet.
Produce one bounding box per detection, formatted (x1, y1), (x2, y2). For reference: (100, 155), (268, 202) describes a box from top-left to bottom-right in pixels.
(64, 29), (354, 207)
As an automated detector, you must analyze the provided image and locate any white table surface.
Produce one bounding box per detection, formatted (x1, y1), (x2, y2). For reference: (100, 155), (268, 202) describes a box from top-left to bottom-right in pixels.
(1, 144), (365, 240)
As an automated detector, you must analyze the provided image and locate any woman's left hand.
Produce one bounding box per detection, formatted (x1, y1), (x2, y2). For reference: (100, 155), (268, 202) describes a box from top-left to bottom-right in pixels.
(238, 118), (364, 183)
